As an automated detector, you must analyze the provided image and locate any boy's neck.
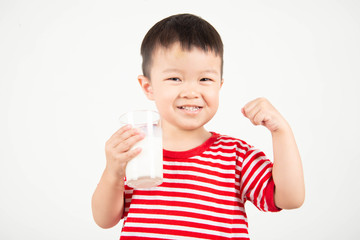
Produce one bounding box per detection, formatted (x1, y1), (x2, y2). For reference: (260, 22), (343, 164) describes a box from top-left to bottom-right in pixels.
(161, 125), (212, 152)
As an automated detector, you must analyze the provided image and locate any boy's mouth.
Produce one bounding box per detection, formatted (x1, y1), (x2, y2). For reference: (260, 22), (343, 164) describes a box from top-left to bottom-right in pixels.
(177, 105), (203, 112)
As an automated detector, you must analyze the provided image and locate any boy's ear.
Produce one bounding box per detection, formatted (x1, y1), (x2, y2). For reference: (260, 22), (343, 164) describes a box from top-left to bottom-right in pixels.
(138, 75), (155, 100)
(220, 78), (224, 88)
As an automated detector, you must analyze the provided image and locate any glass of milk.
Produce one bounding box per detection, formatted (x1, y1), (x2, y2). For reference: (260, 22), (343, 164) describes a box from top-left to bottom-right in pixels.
(119, 110), (163, 189)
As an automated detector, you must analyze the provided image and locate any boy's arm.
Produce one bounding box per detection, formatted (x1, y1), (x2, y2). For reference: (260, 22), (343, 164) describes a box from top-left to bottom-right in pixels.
(242, 98), (305, 209)
(271, 123), (305, 209)
(92, 170), (124, 228)
(91, 169), (126, 229)
(92, 125), (144, 228)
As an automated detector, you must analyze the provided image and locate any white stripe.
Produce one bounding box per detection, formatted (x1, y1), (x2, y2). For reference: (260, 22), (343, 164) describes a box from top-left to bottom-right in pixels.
(242, 148), (262, 166)
(128, 213), (248, 229)
(124, 189), (134, 195)
(209, 144), (236, 150)
(214, 138), (251, 150)
(202, 150), (236, 158)
(251, 167), (272, 202)
(126, 186), (240, 203)
(213, 138), (241, 144)
(121, 231), (249, 240)
(209, 145), (246, 156)
(242, 157), (269, 183)
(163, 174), (238, 192)
(264, 200), (269, 211)
(242, 161), (270, 200)
(256, 174), (273, 212)
(163, 169), (234, 184)
(164, 160), (235, 174)
(189, 156), (235, 166)
(235, 165), (241, 177)
(123, 222), (249, 238)
(242, 151), (267, 181)
(127, 204), (245, 220)
(121, 232), (207, 240)
(213, 138), (236, 143)
(131, 194), (244, 212)
(208, 145), (247, 155)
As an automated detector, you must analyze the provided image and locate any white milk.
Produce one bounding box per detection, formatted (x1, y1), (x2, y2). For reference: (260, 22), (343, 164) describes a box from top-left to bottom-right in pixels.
(125, 124), (163, 189)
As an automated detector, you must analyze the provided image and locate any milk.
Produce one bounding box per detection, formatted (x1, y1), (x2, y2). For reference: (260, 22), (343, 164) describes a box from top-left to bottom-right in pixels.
(125, 124), (163, 189)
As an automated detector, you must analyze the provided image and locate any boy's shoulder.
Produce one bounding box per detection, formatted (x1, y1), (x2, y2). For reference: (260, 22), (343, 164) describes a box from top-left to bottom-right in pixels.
(210, 132), (269, 163)
(210, 132), (254, 151)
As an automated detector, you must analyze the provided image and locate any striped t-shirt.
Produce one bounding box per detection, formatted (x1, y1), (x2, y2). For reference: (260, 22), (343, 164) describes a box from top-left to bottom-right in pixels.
(120, 132), (281, 239)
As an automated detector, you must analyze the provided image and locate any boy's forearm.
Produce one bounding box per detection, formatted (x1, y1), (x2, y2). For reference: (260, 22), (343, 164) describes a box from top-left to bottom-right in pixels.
(272, 124), (305, 209)
(91, 169), (125, 229)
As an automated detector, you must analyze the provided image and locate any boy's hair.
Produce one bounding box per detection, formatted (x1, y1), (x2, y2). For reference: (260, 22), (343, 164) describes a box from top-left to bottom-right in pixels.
(141, 13), (224, 79)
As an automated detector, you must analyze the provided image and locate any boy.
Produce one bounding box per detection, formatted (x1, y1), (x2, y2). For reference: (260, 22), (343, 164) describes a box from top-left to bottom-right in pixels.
(92, 13), (305, 239)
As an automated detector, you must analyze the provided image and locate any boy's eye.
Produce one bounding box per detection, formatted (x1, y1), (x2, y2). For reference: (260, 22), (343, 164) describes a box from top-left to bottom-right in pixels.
(200, 78), (212, 82)
(167, 77), (181, 82)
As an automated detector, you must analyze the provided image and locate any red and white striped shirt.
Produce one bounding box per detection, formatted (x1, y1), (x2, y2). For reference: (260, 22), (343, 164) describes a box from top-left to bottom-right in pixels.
(120, 132), (281, 240)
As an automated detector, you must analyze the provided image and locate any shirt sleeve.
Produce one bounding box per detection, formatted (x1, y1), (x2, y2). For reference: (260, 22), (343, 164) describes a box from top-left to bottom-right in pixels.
(237, 145), (282, 212)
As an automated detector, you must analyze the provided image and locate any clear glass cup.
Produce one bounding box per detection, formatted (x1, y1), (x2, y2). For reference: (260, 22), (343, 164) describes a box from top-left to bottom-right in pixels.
(119, 110), (163, 189)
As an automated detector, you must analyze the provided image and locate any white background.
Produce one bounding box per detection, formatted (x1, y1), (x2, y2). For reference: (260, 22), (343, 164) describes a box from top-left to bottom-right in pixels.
(1, 0), (360, 239)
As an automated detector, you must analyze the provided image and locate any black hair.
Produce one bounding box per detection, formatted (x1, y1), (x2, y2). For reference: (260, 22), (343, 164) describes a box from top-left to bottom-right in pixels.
(140, 13), (224, 78)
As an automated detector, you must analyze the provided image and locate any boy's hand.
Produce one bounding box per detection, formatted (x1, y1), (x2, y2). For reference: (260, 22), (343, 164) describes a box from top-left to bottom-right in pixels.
(241, 97), (289, 133)
(104, 125), (145, 179)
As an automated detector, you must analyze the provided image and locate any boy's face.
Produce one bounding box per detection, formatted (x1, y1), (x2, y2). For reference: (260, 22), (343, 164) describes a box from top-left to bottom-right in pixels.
(139, 42), (223, 133)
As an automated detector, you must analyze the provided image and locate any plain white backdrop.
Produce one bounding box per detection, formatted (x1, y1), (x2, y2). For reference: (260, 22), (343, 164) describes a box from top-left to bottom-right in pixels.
(1, 0), (360, 239)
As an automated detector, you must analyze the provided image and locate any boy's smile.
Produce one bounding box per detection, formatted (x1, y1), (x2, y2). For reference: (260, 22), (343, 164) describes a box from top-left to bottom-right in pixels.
(138, 42), (223, 144)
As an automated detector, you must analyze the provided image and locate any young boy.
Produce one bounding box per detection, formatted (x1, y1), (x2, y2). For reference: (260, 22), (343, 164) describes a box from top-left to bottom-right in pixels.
(92, 13), (305, 239)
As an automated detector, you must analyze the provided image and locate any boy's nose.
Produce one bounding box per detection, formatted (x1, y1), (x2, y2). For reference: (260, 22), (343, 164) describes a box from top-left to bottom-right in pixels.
(179, 86), (200, 99)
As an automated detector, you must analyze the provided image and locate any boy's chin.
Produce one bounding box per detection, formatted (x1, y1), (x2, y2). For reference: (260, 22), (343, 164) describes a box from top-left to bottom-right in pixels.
(177, 121), (211, 132)
(160, 114), (214, 132)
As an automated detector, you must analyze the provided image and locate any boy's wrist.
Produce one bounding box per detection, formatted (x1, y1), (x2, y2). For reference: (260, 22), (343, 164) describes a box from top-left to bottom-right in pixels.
(102, 168), (126, 190)
(270, 120), (292, 136)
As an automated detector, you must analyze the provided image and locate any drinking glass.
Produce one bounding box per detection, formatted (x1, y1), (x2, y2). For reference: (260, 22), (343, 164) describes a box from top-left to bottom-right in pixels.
(119, 110), (163, 188)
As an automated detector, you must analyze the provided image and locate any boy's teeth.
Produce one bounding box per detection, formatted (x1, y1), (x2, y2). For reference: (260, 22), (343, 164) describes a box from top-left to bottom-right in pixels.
(180, 106), (200, 111)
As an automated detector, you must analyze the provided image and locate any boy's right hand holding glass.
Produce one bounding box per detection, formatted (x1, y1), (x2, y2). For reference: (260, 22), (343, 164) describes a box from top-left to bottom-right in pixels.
(91, 125), (144, 229)
(104, 124), (145, 180)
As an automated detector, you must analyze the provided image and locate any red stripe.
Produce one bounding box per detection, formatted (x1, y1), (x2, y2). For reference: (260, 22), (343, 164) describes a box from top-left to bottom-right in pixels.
(121, 227), (248, 240)
(251, 171), (272, 208)
(164, 163), (235, 177)
(158, 182), (236, 197)
(165, 157), (236, 170)
(163, 172), (235, 188)
(212, 140), (251, 151)
(199, 152), (237, 161)
(127, 208), (248, 225)
(126, 217), (249, 234)
(129, 199), (243, 215)
(242, 161), (270, 196)
(134, 190), (241, 207)
(120, 237), (164, 240)
(241, 151), (267, 173)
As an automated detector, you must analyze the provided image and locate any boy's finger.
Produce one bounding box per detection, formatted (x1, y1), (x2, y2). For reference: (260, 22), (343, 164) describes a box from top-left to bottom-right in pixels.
(242, 99), (259, 118)
(253, 110), (266, 126)
(109, 125), (131, 141)
(116, 132), (145, 152)
(243, 102), (260, 120)
(122, 147), (142, 162)
(107, 126), (138, 147)
(247, 107), (262, 125)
